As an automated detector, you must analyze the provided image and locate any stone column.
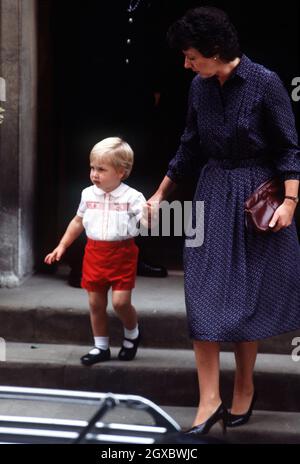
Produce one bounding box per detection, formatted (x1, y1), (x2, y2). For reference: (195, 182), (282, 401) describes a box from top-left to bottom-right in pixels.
(0, 0), (37, 287)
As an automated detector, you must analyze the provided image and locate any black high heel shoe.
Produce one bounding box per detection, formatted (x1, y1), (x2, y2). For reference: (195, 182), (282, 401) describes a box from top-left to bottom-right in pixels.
(227, 390), (257, 427)
(184, 403), (228, 436)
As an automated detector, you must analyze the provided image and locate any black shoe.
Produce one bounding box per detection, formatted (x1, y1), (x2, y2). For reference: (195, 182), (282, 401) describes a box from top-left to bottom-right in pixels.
(184, 403), (228, 436)
(80, 347), (111, 366)
(137, 260), (168, 278)
(227, 390), (257, 427)
(118, 332), (141, 361)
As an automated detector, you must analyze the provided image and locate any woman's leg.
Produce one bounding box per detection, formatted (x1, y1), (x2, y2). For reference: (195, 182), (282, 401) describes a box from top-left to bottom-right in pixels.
(192, 340), (222, 426)
(231, 341), (258, 414)
(112, 290), (137, 330)
(88, 290), (109, 336)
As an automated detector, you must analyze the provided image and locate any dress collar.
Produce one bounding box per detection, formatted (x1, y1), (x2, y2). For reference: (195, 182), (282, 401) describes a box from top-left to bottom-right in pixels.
(203, 54), (252, 85)
(92, 182), (129, 198)
(231, 54), (252, 80)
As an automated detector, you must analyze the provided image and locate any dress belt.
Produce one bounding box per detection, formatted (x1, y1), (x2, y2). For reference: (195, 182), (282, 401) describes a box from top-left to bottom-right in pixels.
(207, 157), (273, 169)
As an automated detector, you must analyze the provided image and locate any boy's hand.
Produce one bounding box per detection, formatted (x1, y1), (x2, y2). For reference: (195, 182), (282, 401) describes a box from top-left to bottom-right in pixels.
(141, 201), (159, 229)
(44, 244), (66, 265)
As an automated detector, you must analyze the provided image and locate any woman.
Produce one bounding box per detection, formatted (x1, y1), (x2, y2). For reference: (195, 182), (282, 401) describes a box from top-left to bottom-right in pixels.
(148, 6), (300, 435)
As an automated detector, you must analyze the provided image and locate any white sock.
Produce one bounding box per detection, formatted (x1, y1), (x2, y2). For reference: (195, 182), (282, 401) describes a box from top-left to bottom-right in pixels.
(89, 336), (109, 354)
(123, 325), (139, 348)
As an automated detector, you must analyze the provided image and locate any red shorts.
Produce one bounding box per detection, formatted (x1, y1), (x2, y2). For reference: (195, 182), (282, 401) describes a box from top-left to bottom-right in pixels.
(81, 238), (139, 292)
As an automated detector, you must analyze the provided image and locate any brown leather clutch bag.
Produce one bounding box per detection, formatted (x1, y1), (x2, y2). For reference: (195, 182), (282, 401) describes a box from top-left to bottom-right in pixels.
(244, 177), (284, 233)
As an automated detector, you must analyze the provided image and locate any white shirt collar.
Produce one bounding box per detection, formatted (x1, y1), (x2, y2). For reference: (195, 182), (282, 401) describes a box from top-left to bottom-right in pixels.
(92, 182), (129, 198)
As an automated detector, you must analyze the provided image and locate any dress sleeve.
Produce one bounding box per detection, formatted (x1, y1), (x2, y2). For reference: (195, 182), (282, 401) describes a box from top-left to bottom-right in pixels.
(76, 191), (87, 218)
(264, 71), (300, 180)
(166, 77), (203, 184)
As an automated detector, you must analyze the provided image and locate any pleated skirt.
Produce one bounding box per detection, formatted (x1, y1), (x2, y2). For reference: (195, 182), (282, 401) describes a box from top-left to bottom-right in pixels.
(184, 157), (300, 341)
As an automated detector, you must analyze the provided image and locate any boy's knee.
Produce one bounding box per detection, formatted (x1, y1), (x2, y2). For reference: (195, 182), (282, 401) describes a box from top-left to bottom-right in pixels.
(88, 296), (107, 313)
(113, 300), (130, 312)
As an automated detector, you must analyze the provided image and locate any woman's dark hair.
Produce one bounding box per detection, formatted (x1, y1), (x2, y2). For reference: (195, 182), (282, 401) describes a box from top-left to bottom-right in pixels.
(167, 6), (241, 62)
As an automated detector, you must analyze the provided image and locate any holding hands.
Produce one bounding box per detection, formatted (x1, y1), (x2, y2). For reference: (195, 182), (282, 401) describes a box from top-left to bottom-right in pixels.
(142, 176), (177, 229)
(141, 195), (161, 229)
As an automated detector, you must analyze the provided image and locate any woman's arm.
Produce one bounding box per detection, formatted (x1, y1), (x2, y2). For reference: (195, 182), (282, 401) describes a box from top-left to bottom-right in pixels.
(264, 71), (300, 181)
(44, 215), (84, 264)
(143, 176), (177, 229)
(148, 175), (177, 203)
(263, 72), (300, 231)
(165, 76), (204, 184)
(146, 78), (202, 221)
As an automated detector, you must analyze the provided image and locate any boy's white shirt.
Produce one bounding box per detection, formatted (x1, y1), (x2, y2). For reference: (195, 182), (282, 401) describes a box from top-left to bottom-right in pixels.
(76, 182), (146, 241)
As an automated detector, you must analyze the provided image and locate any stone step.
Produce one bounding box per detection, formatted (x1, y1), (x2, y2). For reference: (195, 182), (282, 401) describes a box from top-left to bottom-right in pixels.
(0, 274), (299, 354)
(2, 342), (300, 412)
(0, 395), (299, 444)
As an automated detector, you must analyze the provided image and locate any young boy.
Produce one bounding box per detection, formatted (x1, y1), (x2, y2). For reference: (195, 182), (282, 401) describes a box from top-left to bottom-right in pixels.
(45, 137), (146, 365)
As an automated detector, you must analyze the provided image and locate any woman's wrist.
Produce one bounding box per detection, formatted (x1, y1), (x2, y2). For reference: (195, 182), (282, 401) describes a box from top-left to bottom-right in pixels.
(155, 189), (166, 202)
(156, 176), (177, 201)
(283, 198), (297, 210)
(284, 180), (299, 203)
(284, 195), (299, 204)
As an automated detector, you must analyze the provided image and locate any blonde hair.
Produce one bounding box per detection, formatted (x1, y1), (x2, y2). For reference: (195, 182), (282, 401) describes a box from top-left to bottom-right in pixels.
(90, 137), (134, 180)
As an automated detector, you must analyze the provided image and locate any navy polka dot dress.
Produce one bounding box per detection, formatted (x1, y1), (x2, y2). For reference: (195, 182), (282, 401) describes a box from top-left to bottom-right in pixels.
(167, 55), (300, 342)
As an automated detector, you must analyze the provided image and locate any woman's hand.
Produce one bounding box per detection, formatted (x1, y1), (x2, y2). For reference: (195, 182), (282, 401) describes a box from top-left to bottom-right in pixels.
(44, 243), (67, 265)
(269, 200), (297, 232)
(147, 191), (164, 207)
(143, 177), (177, 228)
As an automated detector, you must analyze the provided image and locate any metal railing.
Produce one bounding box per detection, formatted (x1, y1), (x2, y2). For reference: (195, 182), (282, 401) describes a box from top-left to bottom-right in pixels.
(0, 386), (181, 444)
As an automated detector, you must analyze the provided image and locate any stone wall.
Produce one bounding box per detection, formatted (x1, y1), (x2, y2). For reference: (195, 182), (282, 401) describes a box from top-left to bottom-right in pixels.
(0, 0), (37, 287)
